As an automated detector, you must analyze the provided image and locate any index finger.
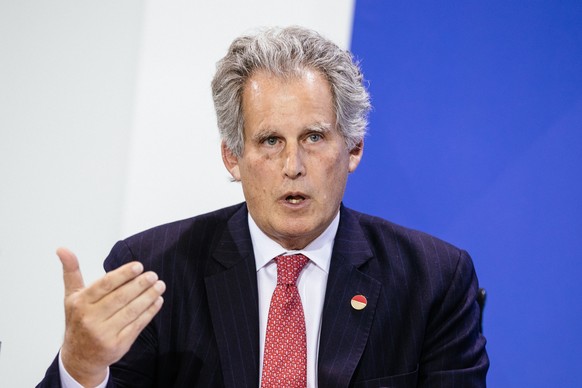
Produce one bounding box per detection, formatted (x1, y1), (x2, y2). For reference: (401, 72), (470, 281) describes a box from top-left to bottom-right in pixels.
(83, 261), (145, 303)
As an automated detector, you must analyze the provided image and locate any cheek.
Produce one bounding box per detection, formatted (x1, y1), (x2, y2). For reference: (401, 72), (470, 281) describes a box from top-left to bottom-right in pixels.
(315, 160), (349, 198)
(323, 153), (350, 177)
(242, 160), (275, 192)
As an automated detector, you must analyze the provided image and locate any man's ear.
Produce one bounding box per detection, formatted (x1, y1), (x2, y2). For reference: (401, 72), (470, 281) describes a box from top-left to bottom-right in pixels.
(348, 140), (364, 173)
(221, 141), (241, 181)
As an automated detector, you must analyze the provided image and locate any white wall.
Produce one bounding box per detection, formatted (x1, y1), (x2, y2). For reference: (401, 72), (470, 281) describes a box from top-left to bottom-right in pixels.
(121, 0), (356, 235)
(0, 1), (144, 386)
(0, 1), (354, 386)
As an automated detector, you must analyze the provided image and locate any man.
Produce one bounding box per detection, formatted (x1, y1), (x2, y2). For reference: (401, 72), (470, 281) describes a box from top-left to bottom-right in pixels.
(39, 26), (488, 387)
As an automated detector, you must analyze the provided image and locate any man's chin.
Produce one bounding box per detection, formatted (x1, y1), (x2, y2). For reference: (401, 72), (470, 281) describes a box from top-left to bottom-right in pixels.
(272, 224), (323, 250)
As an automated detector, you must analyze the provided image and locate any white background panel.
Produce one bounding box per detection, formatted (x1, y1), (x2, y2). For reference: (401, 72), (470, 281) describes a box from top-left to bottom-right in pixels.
(0, 1), (354, 386)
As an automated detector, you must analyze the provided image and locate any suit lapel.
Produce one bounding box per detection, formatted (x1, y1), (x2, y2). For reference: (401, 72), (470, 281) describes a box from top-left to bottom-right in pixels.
(318, 206), (381, 388)
(204, 204), (380, 387)
(205, 204), (260, 388)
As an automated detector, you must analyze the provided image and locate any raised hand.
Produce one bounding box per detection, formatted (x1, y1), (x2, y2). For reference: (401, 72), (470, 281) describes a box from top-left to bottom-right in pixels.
(57, 247), (165, 387)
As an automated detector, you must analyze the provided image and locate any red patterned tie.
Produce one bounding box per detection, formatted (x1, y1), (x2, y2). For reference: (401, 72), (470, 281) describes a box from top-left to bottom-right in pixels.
(261, 254), (309, 388)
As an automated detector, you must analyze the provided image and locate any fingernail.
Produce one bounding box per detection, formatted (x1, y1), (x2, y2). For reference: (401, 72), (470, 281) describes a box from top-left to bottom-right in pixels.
(132, 262), (143, 274)
(154, 280), (166, 292)
(145, 272), (158, 283)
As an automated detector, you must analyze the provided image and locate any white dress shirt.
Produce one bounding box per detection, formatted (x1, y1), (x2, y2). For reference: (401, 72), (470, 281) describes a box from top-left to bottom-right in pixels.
(60, 210), (339, 388)
(250, 213), (338, 388)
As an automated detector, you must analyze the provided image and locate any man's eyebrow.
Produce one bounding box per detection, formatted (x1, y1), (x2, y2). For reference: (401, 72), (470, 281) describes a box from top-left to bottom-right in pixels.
(250, 128), (278, 142)
(249, 122), (333, 142)
(305, 122), (333, 133)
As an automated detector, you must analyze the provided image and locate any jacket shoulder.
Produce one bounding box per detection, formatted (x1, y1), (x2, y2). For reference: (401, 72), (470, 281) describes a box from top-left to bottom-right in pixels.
(341, 206), (476, 294)
(104, 203), (246, 271)
(345, 207), (464, 257)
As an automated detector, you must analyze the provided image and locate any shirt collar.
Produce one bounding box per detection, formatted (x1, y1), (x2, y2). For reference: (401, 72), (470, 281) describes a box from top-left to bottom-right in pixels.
(248, 211), (339, 274)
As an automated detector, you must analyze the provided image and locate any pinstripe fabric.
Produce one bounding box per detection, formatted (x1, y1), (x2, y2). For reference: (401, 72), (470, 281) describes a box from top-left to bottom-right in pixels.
(108, 203), (259, 387)
(319, 209), (488, 387)
(38, 202), (488, 387)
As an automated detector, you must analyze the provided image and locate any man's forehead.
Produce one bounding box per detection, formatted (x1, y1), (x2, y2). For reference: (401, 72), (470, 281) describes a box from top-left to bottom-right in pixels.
(239, 67), (339, 141)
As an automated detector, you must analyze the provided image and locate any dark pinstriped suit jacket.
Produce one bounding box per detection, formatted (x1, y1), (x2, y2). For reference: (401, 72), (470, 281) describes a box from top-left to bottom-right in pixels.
(39, 202), (488, 387)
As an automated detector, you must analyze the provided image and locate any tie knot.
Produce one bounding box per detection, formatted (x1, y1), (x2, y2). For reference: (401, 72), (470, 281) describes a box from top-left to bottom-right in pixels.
(275, 254), (309, 285)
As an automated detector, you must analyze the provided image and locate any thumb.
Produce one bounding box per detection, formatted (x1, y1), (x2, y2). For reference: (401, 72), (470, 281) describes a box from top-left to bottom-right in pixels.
(57, 247), (85, 296)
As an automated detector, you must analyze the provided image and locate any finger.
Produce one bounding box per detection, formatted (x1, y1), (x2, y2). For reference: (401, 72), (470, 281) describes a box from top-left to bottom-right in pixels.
(57, 247), (85, 297)
(84, 261), (145, 303)
(96, 271), (161, 319)
(106, 280), (166, 332)
(114, 294), (165, 356)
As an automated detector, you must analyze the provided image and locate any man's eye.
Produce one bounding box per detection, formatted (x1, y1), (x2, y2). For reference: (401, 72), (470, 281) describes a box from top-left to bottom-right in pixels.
(264, 137), (278, 146)
(308, 133), (322, 142)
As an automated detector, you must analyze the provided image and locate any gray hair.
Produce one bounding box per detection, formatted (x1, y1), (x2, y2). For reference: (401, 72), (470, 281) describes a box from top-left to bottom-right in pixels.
(211, 26), (371, 157)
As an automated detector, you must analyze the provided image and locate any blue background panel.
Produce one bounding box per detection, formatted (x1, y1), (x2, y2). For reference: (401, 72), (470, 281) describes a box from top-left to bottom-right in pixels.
(346, 1), (582, 386)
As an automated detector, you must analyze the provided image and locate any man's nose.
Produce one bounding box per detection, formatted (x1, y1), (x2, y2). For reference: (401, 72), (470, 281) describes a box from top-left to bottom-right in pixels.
(283, 144), (305, 179)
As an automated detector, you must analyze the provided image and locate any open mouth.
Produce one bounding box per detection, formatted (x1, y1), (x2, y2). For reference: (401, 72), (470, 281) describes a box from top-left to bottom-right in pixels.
(285, 194), (306, 204)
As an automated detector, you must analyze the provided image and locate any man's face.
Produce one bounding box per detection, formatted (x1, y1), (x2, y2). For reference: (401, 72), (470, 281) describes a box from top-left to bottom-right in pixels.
(222, 68), (363, 250)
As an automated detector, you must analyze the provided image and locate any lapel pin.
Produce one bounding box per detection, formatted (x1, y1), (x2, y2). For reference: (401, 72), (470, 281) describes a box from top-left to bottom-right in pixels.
(351, 294), (367, 310)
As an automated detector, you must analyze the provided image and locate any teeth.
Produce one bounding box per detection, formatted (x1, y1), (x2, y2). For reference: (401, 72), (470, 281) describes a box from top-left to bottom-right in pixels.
(287, 197), (303, 204)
